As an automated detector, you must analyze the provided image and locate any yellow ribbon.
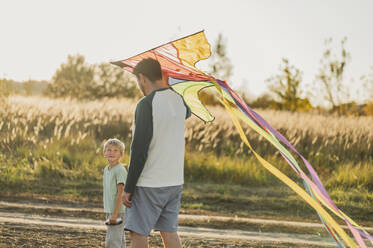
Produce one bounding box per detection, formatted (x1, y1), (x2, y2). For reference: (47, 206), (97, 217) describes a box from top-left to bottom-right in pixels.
(210, 79), (358, 248)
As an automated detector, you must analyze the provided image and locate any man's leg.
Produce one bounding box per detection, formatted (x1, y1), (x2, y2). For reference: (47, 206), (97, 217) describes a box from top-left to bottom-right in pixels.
(154, 186), (183, 248)
(124, 187), (162, 247)
(130, 231), (148, 248)
(160, 231), (182, 248)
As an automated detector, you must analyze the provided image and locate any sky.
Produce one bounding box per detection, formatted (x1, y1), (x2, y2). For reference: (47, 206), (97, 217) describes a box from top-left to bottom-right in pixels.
(1, 0), (373, 103)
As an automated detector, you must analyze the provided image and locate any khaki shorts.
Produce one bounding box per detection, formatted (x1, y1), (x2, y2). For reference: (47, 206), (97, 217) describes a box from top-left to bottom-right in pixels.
(105, 212), (126, 248)
(124, 185), (183, 236)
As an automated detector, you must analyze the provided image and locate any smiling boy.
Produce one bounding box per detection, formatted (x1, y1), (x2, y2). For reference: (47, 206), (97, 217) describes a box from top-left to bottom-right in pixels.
(103, 138), (128, 248)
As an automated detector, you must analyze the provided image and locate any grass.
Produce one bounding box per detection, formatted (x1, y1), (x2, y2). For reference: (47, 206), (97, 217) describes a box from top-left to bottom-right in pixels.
(0, 95), (372, 226)
(1, 178), (372, 226)
(1, 143), (372, 225)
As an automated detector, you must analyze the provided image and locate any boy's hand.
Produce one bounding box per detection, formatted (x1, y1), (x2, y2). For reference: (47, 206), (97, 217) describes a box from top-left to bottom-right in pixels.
(109, 214), (118, 224)
(122, 192), (132, 208)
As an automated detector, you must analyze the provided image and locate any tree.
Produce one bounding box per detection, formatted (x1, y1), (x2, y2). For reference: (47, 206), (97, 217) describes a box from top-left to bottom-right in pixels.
(266, 58), (312, 111)
(0, 78), (11, 104)
(249, 93), (278, 109)
(361, 67), (373, 100)
(200, 33), (233, 105)
(315, 37), (351, 113)
(23, 80), (36, 96)
(362, 67), (373, 115)
(46, 54), (95, 99)
(93, 63), (140, 99)
(46, 54), (140, 100)
(208, 33), (233, 82)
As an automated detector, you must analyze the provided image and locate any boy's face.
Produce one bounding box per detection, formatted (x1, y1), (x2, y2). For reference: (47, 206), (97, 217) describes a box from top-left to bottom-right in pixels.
(104, 144), (122, 165)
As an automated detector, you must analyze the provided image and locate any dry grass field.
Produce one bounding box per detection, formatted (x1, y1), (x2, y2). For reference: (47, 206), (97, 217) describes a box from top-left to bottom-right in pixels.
(0, 95), (372, 222)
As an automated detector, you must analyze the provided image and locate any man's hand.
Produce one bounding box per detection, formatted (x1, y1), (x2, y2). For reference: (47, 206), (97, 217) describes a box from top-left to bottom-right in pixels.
(122, 192), (132, 208)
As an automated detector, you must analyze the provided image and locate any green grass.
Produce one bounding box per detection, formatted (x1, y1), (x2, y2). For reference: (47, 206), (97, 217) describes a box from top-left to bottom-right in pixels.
(1, 139), (372, 226)
(181, 182), (373, 224)
(184, 151), (301, 186)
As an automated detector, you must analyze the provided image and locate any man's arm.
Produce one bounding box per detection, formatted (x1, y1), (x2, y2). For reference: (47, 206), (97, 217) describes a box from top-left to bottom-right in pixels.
(110, 183), (124, 224)
(124, 99), (153, 194)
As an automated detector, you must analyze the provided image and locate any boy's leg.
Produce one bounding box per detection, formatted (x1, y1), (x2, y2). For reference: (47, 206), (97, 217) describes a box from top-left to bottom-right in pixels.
(105, 213), (111, 247)
(105, 213), (126, 248)
(160, 231), (182, 248)
(130, 231), (148, 248)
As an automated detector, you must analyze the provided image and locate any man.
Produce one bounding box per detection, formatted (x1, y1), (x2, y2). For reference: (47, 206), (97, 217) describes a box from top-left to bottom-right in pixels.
(122, 58), (191, 248)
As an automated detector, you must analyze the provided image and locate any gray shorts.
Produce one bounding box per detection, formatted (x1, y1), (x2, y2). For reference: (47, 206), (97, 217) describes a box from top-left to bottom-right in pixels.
(124, 185), (183, 236)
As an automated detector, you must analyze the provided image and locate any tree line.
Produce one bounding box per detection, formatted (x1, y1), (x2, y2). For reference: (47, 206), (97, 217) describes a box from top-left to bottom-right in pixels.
(0, 54), (142, 101)
(1, 34), (373, 115)
(202, 34), (373, 116)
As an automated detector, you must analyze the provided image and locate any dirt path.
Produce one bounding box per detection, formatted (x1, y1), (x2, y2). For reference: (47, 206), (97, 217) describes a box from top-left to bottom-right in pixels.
(0, 211), (336, 247)
(1, 200), (372, 232)
(1, 200), (372, 247)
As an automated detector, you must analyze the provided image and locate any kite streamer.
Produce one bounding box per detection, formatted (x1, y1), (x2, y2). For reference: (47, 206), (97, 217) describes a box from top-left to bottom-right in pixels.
(112, 30), (372, 247)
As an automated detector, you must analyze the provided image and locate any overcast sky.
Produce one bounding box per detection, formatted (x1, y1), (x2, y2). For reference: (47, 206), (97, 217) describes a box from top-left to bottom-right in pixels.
(1, 0), (372, 103)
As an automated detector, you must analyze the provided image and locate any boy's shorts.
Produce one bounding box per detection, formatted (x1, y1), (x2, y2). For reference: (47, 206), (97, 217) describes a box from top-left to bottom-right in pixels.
(124, 185), (183, 236)
(105, 213), (126, 248)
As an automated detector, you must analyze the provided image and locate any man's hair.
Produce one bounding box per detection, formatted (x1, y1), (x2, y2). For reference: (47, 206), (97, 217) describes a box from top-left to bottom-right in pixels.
(103, 138), (125, 154)
(133, 58), (162, 82)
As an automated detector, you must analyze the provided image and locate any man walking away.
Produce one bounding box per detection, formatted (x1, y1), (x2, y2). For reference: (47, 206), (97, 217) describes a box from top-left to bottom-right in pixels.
(122, 58), (191, 248)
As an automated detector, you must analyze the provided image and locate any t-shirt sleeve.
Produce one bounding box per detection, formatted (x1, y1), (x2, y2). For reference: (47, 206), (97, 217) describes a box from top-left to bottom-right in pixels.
(115, 166), (127, 185)
(124, 99), (153, 194)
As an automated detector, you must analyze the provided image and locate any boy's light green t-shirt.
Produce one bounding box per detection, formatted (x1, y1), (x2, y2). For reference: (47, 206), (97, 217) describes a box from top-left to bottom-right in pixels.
(103, 163), (127, 213)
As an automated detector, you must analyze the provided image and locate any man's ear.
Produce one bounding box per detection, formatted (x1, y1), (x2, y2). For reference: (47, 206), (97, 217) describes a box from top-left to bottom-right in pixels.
(142, 74), (150, 83)
(136, 74), (142, 83)
(138, 74), (147, 85)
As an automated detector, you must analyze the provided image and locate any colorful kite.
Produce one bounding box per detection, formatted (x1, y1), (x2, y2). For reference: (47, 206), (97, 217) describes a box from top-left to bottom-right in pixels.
(111, 31), (372, 247)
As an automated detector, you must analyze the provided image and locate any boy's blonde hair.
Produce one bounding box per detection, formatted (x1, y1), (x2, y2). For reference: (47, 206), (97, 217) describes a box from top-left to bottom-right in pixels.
(103, 138), (125, 154)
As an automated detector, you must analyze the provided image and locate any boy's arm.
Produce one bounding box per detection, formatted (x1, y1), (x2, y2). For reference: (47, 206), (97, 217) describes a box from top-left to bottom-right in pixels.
(110, 183), (124, 223)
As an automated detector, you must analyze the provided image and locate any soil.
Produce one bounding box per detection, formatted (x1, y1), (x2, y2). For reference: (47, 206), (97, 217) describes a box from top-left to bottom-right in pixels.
(1, 195), (371, 247)
(0, 222), (323, 248)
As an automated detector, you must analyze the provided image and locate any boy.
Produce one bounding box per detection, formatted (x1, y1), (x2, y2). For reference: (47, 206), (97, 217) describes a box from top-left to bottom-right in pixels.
(103, 138), (127, 248)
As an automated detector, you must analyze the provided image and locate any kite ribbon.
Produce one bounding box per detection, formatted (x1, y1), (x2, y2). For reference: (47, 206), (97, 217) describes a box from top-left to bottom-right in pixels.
(213, 79), (372, 247)
(209, 78), (359, 248)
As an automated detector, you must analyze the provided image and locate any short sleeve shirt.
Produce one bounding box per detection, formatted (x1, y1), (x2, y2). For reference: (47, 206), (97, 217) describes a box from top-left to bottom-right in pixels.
(103, 163), (127, 213)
